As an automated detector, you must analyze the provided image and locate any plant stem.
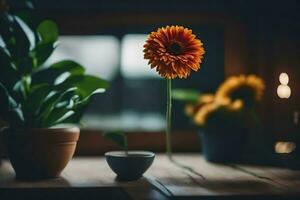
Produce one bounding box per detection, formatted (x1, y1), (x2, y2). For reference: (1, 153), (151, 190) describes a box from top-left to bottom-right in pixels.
(166, 78), (172, 159)
(165, 79), (205, 180)
(22, 75), (31, 100)
(124, 134), (129, 156)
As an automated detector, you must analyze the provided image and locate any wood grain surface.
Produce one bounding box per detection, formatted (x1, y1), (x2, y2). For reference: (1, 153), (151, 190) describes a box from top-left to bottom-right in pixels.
(1, 154), (300, 200)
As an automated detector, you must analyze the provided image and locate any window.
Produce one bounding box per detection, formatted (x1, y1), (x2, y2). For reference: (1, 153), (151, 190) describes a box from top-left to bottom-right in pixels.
(121, 34), (159, 79)
(46, 36), (120, 80)
(43, 27), (224, 131)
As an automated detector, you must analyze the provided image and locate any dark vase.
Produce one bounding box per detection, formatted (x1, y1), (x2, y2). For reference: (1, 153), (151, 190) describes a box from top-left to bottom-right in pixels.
(200, 127), (247, 163)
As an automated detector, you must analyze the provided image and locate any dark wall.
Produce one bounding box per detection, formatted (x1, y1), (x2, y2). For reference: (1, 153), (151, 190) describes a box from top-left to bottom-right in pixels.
(7, 0), (300, 134)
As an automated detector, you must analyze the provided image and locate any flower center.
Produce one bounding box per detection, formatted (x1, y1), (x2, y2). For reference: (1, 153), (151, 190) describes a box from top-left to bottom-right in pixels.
(168, 42), (182, 55)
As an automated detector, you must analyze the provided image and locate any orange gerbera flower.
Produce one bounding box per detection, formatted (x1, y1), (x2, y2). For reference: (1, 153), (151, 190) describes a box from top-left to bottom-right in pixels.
(143, 25), (205, 79)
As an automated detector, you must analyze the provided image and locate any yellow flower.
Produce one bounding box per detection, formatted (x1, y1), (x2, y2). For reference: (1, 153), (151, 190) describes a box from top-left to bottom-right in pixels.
(193, 97), (244, 126)
(198, 94), (214, 104)
(143, 25), (205, 79)
(228, 99), (244, 111)
(215, 74), (265, 106)
(185, 104), (195, 117)
(193, 102), (218, 126)
(185, 94), (214, 117)
(183, 75), (263, 126)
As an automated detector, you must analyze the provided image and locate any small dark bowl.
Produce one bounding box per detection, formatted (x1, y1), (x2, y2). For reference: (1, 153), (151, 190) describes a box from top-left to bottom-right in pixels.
(105, 151), (155, 181)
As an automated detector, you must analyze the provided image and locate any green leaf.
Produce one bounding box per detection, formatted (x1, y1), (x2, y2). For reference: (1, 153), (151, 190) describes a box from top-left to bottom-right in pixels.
(31, 42), (56, 67)
(0, 48), (20, 90)
(36, 87), (77, 127)
(32, 60), (85, 85)
(0, 82), (18, 111)
(0, 82), (11, 114)
(46, 109), (75, 127)
(0, 82), (24, 127)
(16, 9), (41, 46)
(0, 14), (15, 45)
(53, 75), (109, 124)
(60, 75), (109, 99)
(28, 20), (59, 68)
(14, 55), (35, 74)
(103, 131), (128, 152)
(9, 107), (25, 127)
(12, 80), (27, 102)
(59, 100), (87, 124)
(25, 84), (52, 115)
(0, 15), (31, 58)
(172, 89), (201, 103)
(37, 20), (58, 44)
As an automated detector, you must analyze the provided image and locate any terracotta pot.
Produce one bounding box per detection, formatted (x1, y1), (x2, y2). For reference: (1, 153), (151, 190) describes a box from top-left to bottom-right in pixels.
(105, 151), (155, 181)
(3, 127), (80, 180)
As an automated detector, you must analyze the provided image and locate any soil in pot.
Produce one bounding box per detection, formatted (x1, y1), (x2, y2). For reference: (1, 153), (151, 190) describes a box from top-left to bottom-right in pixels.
(3, 127), (80, 180)
(105, 151), (155, 181)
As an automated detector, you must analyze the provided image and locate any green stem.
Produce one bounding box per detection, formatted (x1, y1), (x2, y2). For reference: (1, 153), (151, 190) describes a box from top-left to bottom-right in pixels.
(22, 75), (31, 100)
(124, 134), (129, 156)
(166, 78), (172, 159)
(165, 79), (205, 180)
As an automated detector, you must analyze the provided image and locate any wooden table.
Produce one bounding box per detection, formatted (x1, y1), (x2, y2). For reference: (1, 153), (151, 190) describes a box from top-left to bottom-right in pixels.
(1, 154), (300, 200)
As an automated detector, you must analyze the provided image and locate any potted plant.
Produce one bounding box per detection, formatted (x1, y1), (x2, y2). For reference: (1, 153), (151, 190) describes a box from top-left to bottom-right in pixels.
(0, 5), (108, 179)
(193, 97), (247, 162)
(104, 132), (155, 181)
(174, 75), (265, 163)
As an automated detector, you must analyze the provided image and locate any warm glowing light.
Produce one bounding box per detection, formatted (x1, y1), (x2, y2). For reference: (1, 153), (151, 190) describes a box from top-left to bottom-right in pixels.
(277, 84), (291, 99)
(279, 73), (289, 85)
(275, 142), (296, 154)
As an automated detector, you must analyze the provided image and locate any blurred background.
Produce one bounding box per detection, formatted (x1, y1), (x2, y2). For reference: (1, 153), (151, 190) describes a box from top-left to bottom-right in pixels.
(2, 0), (300, 158)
